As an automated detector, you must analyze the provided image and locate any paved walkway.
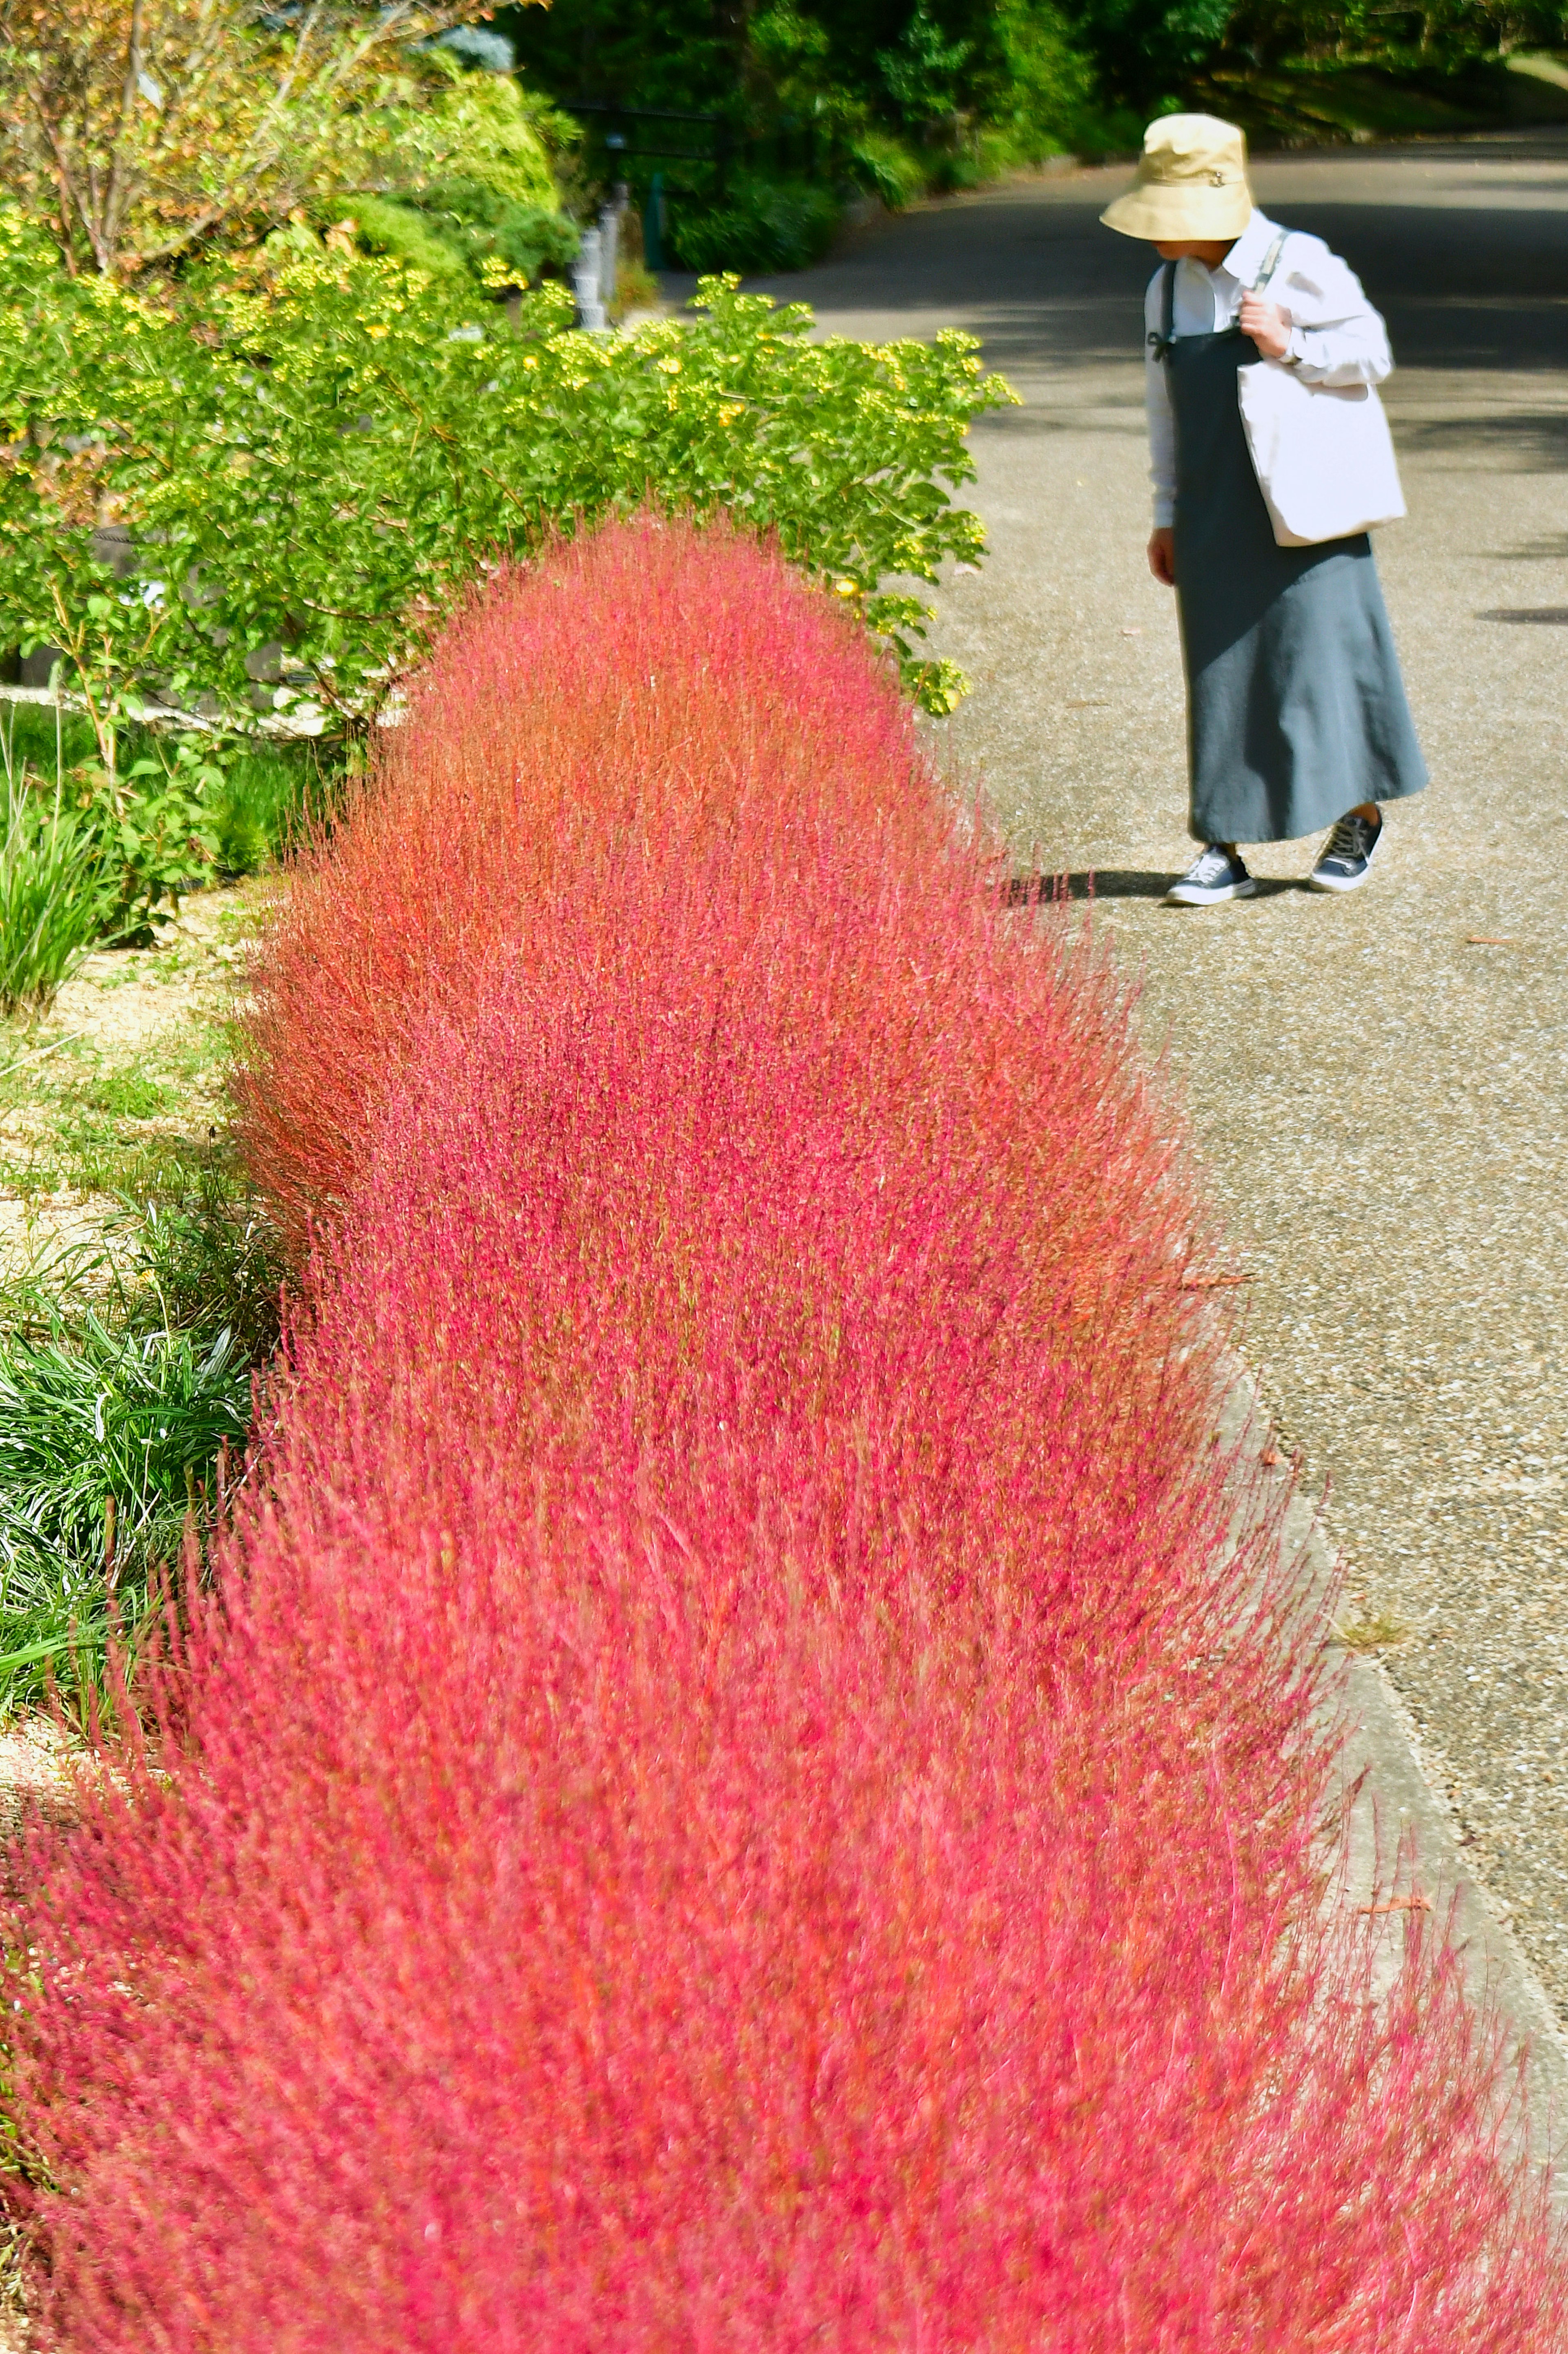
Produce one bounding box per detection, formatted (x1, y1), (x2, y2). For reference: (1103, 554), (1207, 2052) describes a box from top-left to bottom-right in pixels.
(743, 135), (1568, 2017)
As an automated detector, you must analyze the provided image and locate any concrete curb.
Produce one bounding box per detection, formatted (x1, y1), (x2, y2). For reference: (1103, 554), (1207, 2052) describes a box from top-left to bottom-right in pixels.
(1221, 1360), (1568, 2202)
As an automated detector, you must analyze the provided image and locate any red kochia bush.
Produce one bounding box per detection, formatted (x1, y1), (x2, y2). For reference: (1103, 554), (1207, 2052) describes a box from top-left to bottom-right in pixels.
(7, 521), (1564, 2348)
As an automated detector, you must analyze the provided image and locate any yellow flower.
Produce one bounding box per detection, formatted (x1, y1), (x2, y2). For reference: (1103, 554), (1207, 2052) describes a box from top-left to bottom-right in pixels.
(655, 357), (682, 376)
(363, 323), (390, 341)
(834, 579), (860, 598)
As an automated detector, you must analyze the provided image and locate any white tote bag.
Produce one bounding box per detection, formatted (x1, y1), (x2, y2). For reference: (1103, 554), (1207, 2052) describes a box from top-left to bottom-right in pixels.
(1234, 228), (1406, 548)
(1236, 361), (1406, 548)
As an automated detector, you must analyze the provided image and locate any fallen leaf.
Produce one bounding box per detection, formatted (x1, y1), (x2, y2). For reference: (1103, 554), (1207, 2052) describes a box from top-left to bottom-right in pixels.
(1120, 626), (1143, 637)
(1357, 1893), (1432, 1917)
(1465, 934), (1515, 945)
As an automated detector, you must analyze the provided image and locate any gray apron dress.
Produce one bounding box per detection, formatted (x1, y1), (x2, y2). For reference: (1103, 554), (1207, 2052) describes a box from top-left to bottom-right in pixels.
(1157, 256), (1428, 846)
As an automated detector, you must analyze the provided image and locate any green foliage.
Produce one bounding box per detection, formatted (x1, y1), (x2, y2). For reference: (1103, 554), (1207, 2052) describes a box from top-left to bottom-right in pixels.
(0, 677), (317, 999)
(0, 748), (118, 1017)
(110, 1183), (286, 1366)
(501, 0), (1101, 220)
(668, 172), (841, 272)
(213, 742), (336, 876)
(411, 61), (568, 209)
(975, 0), (1100, 152)
(504, 0), (1565, 183)
(0, 735), (227, 961)
(1062, 0), (1236, 104)
(0, 210), (1014, 722)
(1067, 0), (1568, 107)
(0, 0), (498, 280)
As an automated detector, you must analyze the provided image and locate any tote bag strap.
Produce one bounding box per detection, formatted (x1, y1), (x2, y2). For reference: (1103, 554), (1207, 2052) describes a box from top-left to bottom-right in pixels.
(1147, 260), (1177, 362)
(1252, 227), (1290, 292)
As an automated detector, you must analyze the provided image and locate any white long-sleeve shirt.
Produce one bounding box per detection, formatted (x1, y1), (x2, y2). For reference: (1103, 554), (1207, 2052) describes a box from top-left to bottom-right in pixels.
(1145, 207), (1394, 528)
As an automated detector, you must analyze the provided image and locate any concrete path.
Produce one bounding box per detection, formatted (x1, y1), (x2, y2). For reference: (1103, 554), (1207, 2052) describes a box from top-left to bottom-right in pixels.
(740, 134), (1568, 2023)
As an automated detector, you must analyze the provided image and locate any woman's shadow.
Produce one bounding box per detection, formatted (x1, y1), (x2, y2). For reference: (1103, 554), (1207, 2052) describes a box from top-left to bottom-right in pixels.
(1005, 870), (1305, 904)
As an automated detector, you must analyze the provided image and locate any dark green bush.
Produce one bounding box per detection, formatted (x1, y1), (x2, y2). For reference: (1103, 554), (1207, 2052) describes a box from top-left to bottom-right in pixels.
(668, 172), (842, 274)
(416, 177), (581, 282)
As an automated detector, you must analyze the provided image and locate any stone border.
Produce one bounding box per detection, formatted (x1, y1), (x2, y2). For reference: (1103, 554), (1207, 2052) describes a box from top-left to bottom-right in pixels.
(1221, 1361), (1568, 2204)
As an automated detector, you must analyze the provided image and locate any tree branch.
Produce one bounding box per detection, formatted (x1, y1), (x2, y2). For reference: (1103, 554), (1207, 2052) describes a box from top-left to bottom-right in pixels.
(102, 0), (147, 275)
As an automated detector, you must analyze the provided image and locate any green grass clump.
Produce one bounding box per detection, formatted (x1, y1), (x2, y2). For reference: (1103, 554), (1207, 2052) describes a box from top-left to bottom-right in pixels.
(78, 1066), (170, 1121)
(0, 1180), (281, 1723)
(0, 788), (116, 1018)
(0, 1315), (251, 1708)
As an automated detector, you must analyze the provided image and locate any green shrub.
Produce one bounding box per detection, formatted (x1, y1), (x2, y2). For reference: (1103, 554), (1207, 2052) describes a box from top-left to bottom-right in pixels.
(414, 65), (564, 210)
(85, 739), (225, 936)
(667, 172), (842, 274)
(407, 178), (580, 285)
(336, 194), (468, 279)
(338, 186), (580, 292)
(0, 209), (1013, 721)
(0, 708), (310, 984)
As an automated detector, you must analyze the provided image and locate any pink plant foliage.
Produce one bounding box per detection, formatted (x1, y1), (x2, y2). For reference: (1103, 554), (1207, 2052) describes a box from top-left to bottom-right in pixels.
(5, 520), (1564, 2347)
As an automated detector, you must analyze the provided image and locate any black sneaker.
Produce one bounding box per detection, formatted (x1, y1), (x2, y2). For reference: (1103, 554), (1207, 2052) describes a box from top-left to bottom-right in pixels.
(1310, 809), (1383, 893)
(1165, 845), (1258, 906)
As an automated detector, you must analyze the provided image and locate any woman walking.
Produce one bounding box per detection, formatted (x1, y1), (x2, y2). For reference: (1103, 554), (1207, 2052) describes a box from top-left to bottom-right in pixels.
(1101, 116), (1426, 905)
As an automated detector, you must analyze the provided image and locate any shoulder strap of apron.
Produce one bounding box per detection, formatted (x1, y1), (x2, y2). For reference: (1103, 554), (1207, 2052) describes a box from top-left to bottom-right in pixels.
(1148, 233), (1287, 361)
(1147, 261), (1177, 363)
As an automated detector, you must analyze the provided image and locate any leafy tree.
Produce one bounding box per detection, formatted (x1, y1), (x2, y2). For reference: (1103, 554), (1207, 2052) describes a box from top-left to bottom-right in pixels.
(0, 0), (501, 277)
(878, 2), (974, 127)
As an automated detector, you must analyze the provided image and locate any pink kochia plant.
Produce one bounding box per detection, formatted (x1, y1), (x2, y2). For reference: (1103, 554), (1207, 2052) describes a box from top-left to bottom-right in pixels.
(5, 521), (1563, 2348)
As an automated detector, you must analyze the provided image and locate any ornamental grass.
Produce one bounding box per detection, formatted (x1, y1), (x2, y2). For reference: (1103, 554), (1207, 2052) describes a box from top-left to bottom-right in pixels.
(4, 519), (1563, 2347)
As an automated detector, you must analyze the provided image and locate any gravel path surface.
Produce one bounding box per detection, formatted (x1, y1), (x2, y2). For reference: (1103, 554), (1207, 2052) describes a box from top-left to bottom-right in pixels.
(740, 133), (1568, 2016)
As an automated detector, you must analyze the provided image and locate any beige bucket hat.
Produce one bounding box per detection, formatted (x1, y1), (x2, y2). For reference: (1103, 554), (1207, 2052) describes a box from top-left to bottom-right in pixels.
(1100, 114), (1253, 243)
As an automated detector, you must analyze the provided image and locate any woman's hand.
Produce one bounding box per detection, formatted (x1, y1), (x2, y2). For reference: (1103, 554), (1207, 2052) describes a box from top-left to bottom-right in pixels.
(1238, 290), (1291, 360)
(1147, 527), (1176, 586)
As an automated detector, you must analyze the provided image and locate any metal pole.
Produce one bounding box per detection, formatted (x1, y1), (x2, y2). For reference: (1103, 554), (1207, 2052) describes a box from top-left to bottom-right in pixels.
(644, 173), (666, 273)
(573, 227), (606, 331)
(597, 188), (624, 322)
